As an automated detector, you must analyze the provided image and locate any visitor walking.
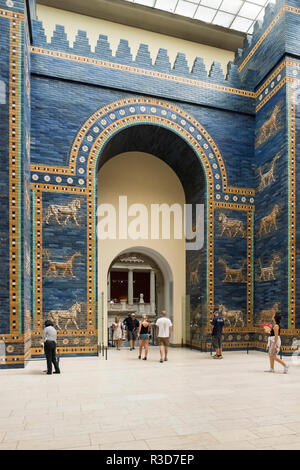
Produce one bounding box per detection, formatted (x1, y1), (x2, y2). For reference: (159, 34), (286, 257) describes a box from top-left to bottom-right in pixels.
(211, 309), (224, 359)
(138, 315), (152, 360)
(112, 316), (123, 350)
(43, 320), (60, 375)
(265, 313), (289, 373)
(156, 311), (172, 363)
(123, 313), (139, 350)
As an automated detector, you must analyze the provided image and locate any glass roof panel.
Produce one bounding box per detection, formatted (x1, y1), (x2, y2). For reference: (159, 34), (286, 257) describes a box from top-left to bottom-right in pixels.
(175, 0), (198, 17)
(194, 5), (217, 22)
(128, 0), (276, 34)
(220, 0), (243, 15)
(200, 0), (223, 8)
(213, 11), (235, 28)
(238, 2), (262, 19)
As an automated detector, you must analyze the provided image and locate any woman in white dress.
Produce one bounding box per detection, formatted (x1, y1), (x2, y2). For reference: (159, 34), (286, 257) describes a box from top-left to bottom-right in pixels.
(112, 316), (123, 350)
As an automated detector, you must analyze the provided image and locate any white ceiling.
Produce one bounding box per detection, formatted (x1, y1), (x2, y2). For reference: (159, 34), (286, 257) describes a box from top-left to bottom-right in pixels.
(124, 0), (276, 34)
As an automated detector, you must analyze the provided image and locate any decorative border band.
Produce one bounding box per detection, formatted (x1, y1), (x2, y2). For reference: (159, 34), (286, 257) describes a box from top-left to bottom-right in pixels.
(9, 18), (22, 334)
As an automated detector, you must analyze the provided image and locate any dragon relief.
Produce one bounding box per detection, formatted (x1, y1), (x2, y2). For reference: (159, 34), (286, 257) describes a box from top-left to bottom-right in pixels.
(43, 249), (81, 278)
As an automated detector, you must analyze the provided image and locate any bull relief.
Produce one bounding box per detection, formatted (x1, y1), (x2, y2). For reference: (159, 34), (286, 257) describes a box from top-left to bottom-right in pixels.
(258, 204), (279, 238)
(256, 104), (282, 147)
(217, 212), (246, 238)
(218, 304), (244, 327)
(45, 199), (81, 226)
(47, 301), (81, 329)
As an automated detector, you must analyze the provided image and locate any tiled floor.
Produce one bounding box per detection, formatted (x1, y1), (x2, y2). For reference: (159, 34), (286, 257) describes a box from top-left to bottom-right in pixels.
(0, 347), (299, 450)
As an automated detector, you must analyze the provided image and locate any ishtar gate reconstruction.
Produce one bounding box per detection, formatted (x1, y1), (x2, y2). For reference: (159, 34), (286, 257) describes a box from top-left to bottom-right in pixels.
(0, 0), (300, 368)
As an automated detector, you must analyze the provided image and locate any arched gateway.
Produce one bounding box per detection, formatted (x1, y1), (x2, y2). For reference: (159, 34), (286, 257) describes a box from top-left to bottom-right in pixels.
(28, 97), (254, 360)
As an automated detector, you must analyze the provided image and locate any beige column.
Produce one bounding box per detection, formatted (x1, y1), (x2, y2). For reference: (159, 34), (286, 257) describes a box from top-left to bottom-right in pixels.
(128, 268), (133, 305)
(150, 269), (156, 314)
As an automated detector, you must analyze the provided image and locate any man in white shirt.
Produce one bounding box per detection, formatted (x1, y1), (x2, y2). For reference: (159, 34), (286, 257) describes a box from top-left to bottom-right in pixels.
(43, 320), (60, 375)
(156, 311), (172, 363)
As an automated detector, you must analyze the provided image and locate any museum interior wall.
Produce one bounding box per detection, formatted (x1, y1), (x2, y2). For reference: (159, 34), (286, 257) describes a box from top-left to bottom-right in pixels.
(0, 0), (299, 367)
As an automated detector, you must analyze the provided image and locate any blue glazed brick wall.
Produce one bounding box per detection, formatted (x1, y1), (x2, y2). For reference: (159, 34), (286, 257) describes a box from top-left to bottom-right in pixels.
(295, 61), (300, 330)
(254, 85), (289, 329)
(42, 193), (87, 328)
(1, 0), (300, 365)
(30, 76), (255, 189)
(30, 19), (254, 115)
(0, 16), (10, 335)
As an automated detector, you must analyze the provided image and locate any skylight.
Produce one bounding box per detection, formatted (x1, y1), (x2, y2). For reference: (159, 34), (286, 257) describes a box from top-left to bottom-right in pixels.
(124, 0), (276, 34)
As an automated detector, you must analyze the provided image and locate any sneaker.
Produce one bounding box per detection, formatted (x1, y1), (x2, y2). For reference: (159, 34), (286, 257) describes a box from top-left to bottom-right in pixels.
(164, 358), (168, 361)
(217, 355), (223, 359)
(212, 354), (220, 359)
(138, 355), (141, 359)
(283, 365), (289, 374)
(143, 357), (147, 360)
(264, 368), (274, 373)
(160, 359), (163, 363)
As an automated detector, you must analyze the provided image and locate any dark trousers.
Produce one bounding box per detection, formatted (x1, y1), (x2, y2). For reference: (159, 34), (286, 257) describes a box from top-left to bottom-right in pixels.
(44, 340), (60, 374)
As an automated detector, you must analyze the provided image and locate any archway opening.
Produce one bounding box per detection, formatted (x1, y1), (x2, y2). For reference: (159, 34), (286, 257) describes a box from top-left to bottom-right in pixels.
(96, 124), (207, 348)
(106, 247), (173, 348)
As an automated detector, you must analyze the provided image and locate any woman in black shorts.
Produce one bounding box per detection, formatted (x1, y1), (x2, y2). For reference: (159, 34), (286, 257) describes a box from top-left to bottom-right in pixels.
(138, 315), (152, 360)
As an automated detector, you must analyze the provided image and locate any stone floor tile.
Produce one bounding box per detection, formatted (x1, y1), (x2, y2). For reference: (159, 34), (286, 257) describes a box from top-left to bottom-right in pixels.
(210, 429), (259, 442)
(100, 440), (150, 450)
(131, 426), (178, 440)
(17, 434), (91, 450)
(0, 442), (18, 450)
(1, 349), (300, 451)
(205, 440), (257, 450)
(90, 430), (135, 445)
(248, 424), (296, 438)
(4, 429), (54, 442)
(53, 423), (101, 437)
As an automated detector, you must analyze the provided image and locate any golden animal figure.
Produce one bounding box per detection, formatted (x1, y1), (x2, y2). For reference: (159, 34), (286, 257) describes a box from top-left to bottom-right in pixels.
(43, 250), (81, 278)
(189, 259), (201, 284)
(218, 212), (246, 238)
(48, 302), (81, 329)
(218, 304), (244, 327)
(257, 302), (279, 324)
(256, 104), (281, 147)
(257, 254), (281, 281)
(257, 153), (281, 192)
(258, 204), (279, 238)
(190, 303), (201, 327)
(45, 199), (81, 226)
(218, 258), (246, 283)
(25, 186), (30, 214)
